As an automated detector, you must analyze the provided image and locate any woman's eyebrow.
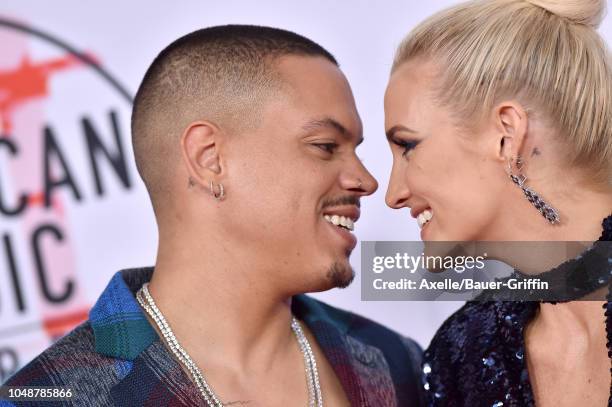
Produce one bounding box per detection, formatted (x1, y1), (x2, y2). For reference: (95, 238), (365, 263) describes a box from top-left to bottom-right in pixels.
(385, 125), (418, 141)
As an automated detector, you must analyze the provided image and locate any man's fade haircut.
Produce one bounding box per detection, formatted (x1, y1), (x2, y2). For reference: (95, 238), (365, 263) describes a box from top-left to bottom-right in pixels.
(131, 24), (338, 209)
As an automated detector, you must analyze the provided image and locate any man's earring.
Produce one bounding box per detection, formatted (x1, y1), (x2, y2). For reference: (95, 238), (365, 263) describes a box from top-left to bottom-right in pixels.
(507, 156), (560, 224)
(188, 177), (195, 188)
(209, 181), (225, 201)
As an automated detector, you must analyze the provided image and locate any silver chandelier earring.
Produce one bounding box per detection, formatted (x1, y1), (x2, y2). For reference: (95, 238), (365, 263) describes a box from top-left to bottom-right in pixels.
(209, 180), (225, 201)
(507, 156), (560, 224)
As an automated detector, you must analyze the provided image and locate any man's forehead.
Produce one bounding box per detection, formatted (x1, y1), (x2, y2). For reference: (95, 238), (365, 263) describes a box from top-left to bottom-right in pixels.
(275, 54), (349, 95)
(256, 55), (363, 144)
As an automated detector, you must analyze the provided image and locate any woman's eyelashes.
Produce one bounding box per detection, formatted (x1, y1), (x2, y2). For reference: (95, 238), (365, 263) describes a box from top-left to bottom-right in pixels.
(392, 138), (420, 157)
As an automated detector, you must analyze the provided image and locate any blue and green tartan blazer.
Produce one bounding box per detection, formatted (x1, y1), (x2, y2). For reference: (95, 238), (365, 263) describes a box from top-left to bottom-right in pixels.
(2, 267), (423, 406)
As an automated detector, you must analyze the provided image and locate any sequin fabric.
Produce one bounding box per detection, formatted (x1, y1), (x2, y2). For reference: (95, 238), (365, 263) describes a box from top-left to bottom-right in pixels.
(422, 214), (612, 407)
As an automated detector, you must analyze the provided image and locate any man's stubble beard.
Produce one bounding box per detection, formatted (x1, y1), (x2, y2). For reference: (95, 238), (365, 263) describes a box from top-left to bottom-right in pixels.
(326, 258), (355, 289)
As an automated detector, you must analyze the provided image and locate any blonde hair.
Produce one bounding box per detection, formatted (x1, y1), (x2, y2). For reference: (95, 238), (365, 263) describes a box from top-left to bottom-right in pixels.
(393, 0), (612, 186)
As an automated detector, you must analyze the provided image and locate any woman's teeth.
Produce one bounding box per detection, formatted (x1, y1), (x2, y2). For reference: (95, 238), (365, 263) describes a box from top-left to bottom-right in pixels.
(324, 214), (355, 231)
(417, 209), (433, 229)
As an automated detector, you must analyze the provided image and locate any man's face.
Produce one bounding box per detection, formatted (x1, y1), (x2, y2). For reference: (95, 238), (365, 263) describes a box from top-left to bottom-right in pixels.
(220, 55), (377, 293)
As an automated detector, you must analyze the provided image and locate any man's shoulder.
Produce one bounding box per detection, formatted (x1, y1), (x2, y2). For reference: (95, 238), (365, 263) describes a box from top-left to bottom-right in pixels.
(3, 320), (115, 387)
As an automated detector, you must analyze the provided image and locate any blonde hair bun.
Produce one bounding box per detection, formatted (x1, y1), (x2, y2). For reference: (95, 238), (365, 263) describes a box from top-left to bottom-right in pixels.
(525, 0), (606, 28)
(393, 0), (612, 186)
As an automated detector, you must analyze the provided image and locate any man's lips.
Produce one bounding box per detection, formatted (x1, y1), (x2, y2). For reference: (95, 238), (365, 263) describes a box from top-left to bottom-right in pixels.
(321, 205), (359, 251)
(323, 218), (357, 251)
(322, 205), (360, 222)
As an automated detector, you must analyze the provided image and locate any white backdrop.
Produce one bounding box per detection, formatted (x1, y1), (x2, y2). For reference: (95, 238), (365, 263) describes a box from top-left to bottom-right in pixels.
(0, 0), (610, 382)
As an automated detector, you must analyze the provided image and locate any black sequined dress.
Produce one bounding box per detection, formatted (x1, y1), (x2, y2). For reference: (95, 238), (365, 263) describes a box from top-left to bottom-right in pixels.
(422, 215), (612, 407)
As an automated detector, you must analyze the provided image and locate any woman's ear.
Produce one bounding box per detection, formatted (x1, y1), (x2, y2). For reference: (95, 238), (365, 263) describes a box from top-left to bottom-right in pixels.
(493, 101), (529, 163)
(180, 121), (222, 188)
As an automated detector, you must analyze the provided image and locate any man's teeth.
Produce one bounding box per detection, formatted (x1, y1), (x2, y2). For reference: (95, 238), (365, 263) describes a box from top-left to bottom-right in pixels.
(324, 214), (355, 231)
(417, 209), (433, 229)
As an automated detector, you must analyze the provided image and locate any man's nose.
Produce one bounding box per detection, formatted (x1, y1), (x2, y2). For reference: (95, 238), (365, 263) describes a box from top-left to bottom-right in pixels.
(340, 159), (378, 196)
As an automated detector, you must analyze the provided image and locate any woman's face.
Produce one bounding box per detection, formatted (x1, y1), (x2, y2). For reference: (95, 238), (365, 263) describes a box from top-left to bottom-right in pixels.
(384, 60), (509, 241)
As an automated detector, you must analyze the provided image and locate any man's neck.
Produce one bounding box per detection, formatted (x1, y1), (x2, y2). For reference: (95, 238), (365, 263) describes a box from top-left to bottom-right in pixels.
(147, 237), (299, 377)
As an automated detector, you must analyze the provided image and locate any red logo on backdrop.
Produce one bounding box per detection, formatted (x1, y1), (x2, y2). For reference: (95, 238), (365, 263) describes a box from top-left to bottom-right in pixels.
(0, 53), (82, 134)
(0, 17), (134, 381)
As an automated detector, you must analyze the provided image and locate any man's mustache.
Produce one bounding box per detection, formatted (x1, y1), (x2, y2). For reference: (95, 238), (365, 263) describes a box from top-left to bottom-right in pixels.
(321, 195), (361, 209)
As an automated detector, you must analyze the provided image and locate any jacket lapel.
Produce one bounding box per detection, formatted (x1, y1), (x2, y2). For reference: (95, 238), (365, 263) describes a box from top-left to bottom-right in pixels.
(293, 295), (397, 407)
(111, 340), (203, 406)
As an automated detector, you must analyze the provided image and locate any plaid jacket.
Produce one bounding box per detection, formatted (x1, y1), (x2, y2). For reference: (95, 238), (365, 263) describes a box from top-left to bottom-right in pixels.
(2, 267), (423, 406)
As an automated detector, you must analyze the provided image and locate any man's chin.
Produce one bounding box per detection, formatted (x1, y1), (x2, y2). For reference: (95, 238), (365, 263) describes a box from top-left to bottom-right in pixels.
(326, 261), (355, 289)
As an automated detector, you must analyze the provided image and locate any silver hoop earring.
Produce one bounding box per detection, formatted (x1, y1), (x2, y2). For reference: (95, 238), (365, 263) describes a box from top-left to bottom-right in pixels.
(507, 156), (560, 224)
(209, 181), (225, 201)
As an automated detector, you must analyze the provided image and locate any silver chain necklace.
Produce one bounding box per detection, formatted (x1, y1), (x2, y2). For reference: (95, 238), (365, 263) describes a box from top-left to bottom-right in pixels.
(136, 282), (323, 407)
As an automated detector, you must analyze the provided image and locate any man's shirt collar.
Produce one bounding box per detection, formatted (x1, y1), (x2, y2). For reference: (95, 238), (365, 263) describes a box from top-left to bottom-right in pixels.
(89, 268), (158, 360)
(87, 267), (399, 406)
(88, 267), (354, 360)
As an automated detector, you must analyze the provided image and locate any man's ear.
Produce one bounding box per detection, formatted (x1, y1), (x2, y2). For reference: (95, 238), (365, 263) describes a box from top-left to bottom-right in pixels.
(180, 121), (222, 188)
(492, 101), (529, 163)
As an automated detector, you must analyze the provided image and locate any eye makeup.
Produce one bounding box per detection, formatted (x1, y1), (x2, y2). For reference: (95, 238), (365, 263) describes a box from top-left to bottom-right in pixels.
(390, 137), (421, 157)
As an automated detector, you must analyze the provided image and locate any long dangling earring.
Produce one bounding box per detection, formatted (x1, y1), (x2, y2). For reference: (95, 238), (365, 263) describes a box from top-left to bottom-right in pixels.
(507, 156), (560, 224)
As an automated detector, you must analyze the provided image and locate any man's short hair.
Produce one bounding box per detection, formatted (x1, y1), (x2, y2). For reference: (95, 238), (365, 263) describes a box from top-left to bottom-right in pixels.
(131, 25), (338, 209)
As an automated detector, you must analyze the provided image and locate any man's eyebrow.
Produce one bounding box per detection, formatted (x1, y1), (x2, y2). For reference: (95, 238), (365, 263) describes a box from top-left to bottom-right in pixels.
(385, 125), (418, 141)
(302, 117), (364, 146)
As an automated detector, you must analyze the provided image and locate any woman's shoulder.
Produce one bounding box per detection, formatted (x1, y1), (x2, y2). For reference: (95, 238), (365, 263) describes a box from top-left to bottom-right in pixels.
(429, 302), (502, 350)
(426, 301), (534, 358)
(421, 301), (536, 405)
